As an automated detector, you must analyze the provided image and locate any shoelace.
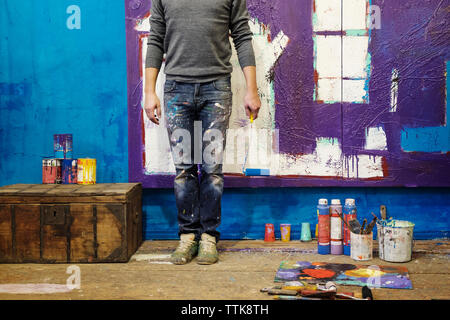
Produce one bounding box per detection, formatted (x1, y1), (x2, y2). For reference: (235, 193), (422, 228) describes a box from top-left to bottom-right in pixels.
(200, 239), (216, 252)
(176, 239), (196, 252)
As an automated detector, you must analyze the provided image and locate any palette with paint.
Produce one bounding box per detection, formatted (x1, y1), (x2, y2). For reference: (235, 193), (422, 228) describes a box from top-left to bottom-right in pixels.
(275, 261), (413, 289)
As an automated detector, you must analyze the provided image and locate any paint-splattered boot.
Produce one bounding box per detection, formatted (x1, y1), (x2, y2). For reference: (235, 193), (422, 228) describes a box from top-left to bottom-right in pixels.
(171, 233), (199, 265)
(197, 233), (219, 265)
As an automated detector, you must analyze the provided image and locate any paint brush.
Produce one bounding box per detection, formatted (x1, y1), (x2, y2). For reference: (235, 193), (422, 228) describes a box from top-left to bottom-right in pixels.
(299, 290), (336, 299)
(348, 219), (361, 234)
(364, 216), (377, 234)
(267, 289), (299, 296)
(360, 219), (367, 234)
(273, 295), (323, 301)
(260, 286), (282, 293)
(380, 205), (387, 220)
(337, 212), (351, 230)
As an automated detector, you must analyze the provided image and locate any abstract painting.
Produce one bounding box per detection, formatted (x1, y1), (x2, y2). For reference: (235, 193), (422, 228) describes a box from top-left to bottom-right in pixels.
(126, 0), (450, 187)
(274, 261), (413, 289)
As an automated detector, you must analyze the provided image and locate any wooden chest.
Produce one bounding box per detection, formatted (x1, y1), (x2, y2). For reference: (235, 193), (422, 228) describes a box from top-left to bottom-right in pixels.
(0, 183), (142, 263)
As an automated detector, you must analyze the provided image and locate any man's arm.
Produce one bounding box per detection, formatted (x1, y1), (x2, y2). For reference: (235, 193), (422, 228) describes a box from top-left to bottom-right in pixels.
(144, 68), (161, 125)
(230, 0), (261, 120)
(242, 66), (261, 119)
(144, 0), (166, 125)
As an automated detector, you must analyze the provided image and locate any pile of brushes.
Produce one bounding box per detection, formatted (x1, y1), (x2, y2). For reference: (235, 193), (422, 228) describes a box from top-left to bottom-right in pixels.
(338, 205), (388, 235)
(261, 281), (373, 300)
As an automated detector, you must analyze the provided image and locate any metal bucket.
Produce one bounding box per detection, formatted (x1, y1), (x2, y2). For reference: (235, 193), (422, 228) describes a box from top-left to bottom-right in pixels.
(350, 232), (373, 261)
(377, 220), (415, 263)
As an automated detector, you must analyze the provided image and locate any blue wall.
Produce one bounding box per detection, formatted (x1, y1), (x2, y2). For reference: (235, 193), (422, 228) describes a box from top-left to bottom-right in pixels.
(0, 0), (128, 184)
(1, 1), (449, 240)
(144, 187), (450, 241)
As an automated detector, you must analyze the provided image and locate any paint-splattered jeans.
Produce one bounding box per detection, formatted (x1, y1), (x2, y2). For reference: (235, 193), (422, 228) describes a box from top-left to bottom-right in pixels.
(164, 76), (233, 242)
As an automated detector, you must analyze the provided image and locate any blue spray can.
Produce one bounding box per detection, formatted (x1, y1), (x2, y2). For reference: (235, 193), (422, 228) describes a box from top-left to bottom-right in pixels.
(343, 198), (357, 256)
(317, 198), (330, 255)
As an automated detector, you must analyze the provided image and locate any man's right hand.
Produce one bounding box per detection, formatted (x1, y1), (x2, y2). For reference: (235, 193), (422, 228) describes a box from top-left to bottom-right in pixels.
(144, 92), (162, 125)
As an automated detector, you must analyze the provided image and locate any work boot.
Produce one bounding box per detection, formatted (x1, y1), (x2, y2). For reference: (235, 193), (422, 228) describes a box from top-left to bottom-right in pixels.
(197, 233), (219, 265)
(171, 233), (199, 265)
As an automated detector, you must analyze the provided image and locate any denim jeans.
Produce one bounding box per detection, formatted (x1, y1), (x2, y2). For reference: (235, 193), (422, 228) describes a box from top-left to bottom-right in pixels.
(164, 76), (233, 242)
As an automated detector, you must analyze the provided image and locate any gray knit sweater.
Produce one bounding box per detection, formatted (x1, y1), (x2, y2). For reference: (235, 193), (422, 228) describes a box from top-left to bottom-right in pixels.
(145, 0), (256, 83)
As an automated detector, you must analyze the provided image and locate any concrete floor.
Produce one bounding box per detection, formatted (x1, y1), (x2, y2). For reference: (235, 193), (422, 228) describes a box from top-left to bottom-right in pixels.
(0, 240), (449, 300)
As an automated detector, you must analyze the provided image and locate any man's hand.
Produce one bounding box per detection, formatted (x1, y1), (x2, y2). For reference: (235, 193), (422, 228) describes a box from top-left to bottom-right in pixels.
(244, 89), (261, 120)
(144, 91), (162, 125)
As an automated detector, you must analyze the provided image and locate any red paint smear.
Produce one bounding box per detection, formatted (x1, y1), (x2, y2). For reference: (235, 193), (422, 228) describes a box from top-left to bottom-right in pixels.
(302, 268), (335, 279)
(138, 34), (147, 78)
(381, 157), (389, 177)
(267, 33), (271, 43)
(313, 70), (319, 85)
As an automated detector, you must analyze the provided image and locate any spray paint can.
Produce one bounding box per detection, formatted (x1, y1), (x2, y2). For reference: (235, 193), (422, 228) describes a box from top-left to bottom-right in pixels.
(330, 199), (343, 255)
(61, 159), (78, 184)
(317, 198), (330, 255)
(42, 159), (62, 184)
(343, 198), (357, 256)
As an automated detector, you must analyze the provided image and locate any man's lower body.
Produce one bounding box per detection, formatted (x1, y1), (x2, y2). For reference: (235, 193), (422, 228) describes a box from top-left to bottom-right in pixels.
(163, 76), (232, 264)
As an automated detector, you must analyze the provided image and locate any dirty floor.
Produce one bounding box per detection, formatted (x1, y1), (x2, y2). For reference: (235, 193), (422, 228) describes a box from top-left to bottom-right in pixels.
(0, 240), (449, 300)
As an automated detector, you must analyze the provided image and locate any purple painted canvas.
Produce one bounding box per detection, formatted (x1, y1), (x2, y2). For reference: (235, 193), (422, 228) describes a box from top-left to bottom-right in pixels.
(126, 0), (450, 188)
(274, 261), (413, 289)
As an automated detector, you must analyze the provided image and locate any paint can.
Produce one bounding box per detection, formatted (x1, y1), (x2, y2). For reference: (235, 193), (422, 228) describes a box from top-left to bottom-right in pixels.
(350, 232), (373, 261)
(317, 198), (330, 255)
(61, 159), (78, 184)
(377, 220), (415, 263)
(301, 222), (312, 242)
(54, 134), (73, 159)
(42, 159), (62, 184)
(343, 198), (357, 256)
(264, 223), (275, 242)
(77, 158), (96, 184)
(330, 199), (343, 255)
(280, 224), (291, 242)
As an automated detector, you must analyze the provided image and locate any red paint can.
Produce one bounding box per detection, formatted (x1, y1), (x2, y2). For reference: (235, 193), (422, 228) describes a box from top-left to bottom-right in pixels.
(264, 223), (275, 242)
(42, 159), (62, 184)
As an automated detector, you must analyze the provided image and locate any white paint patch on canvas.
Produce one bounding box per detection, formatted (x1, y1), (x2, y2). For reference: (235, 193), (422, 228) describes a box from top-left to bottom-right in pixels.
(390, 69), (399, 112)
(313, 0), (341, 32)
(273, 137), (384, 179)
(343, 36), (369, 79)
(365, 126), (388, 150)
(273, 137), (343, 177)
(344, 154), (384, 179)
(343, 0), (368, 30)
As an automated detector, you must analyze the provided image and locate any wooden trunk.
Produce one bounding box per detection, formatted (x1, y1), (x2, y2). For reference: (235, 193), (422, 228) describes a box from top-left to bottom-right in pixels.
(0, 183), (142, 263)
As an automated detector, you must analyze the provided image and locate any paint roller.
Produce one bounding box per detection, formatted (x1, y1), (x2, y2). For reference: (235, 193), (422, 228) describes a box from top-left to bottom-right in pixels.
(242, 113), (270, 176)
